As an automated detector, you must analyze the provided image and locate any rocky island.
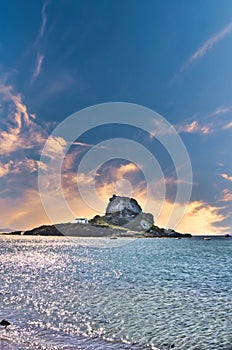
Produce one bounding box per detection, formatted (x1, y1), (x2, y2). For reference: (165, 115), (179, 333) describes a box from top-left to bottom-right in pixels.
(2, 195), (191, 238)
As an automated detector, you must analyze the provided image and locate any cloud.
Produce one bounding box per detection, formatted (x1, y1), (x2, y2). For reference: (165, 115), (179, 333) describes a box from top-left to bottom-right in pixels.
(43, 136), (67, 159)
(180, 21), (232, 72)
(32, 53), (45, 82)
(0, 82), (229, 235)
(174, 200), (228, 235)
(31, 0), (50, 82)
(177, 104), (232, 135)
(164, 177), (195, 186)
(61, 161), (142, 201)
(222, 122), (232, 130)
(220, 189), (232, 202)
(177, 120), (211, 135)
(208, 106), (232, 117)
(94, 162), (142, 195)
(34, 0), (50, 47)
(0, 161), (13, 177)
(113, 162), (140, 178)
(0, 159), (41, 178)
(221, 173), (232, 182)
(1, 149), (228, 234)
(0, 83), (46, 155)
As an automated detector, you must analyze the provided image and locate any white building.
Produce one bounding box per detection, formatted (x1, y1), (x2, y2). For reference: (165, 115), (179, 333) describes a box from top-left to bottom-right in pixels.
(75, 218), (88, 224)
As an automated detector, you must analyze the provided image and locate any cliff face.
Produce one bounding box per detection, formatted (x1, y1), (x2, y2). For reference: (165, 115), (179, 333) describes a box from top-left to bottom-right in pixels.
(106, 195), (142, 214)
(92, 195), (154, 232)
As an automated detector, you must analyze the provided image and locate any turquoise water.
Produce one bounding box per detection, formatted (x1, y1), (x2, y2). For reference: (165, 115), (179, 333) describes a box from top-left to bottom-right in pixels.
(0, 236), (232, 350)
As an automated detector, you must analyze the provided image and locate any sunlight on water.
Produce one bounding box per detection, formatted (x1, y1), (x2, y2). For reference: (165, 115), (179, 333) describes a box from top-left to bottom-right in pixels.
(0, 236), (232, 349)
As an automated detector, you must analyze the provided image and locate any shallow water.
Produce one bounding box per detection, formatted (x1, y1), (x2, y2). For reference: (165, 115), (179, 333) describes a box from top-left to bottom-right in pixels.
(0, 236), (232, 350)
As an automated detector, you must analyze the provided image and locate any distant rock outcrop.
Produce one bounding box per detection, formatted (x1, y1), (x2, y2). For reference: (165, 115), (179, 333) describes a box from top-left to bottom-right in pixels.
(91, 195), (154, 232)
(145, 225), (192, 238)
(0, 228), (13, 233)
(3, 195), (192, 238)
(23, 225), (63, 236)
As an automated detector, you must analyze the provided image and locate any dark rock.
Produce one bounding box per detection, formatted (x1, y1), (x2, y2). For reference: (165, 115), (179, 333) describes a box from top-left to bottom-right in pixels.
(147, 225), (192, 238)
(23, 225), (63, 236)
(0, 319), (11, 328)
(183, 233), (192, 238)
(4, 231), (22, 235)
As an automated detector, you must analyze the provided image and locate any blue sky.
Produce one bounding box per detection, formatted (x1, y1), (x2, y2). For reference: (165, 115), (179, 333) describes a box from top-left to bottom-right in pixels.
(1, 0), (232, 234)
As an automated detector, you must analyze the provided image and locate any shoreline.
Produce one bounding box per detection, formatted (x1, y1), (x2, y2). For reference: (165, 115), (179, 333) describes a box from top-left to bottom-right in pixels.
(0, 222), (192, 238)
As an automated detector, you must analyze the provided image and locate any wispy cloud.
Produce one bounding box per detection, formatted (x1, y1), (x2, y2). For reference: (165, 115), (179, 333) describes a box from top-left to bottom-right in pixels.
(208, 106), (232, 117)
(222, 121), (232, 130)
(34, 0), (50, 47)
(221, 173), (232, 182)
(177, 104), (232, 135)
(180, 21), (232, 73)
(32, 53), (45, 82)
(31, 0), (50, 82)
(220, 189), (232, 202)
(176, 120), (212, 135)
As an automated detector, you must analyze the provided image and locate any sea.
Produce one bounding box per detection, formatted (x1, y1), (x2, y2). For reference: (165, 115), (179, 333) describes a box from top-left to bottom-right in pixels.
(0, 235), (232, 350)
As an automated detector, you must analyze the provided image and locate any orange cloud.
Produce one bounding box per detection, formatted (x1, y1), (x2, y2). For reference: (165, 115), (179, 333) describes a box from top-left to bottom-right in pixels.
(114, 162), (140, 178)
(174, 201), (228, 235)
(0, 161), (13, 177)
(0, 83), (46, 155)
(0, 159), (46, 178)
(43, 136), (67, 159)
(0, 190), (50, 231)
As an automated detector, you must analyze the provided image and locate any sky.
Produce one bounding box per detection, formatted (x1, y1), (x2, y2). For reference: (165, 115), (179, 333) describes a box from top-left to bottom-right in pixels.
(1, 0), (232, 234)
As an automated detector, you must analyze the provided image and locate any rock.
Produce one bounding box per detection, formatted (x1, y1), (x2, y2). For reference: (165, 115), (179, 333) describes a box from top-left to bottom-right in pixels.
(0, 319), (11, 328)
(147, 225), (192, 238)
(106, 195), (142, 215)
(125, 212), (154, 232)
(23, 225), (63, 236)
(91, 195), (154, 232)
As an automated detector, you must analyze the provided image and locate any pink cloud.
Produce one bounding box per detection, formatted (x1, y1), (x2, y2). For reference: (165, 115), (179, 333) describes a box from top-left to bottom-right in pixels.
(221, 173), (232, 182)
(177, 120), (211, 134)
(220, 189), (232, 202)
